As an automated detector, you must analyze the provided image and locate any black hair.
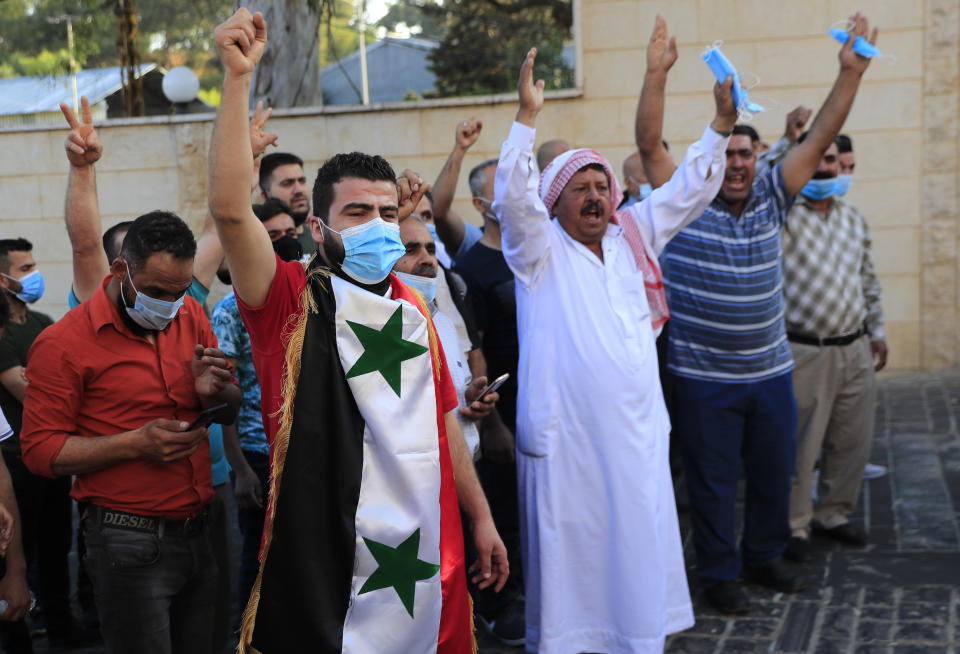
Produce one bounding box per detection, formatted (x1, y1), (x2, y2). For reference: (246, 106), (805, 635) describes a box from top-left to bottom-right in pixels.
(259, 152), (304, 193)
(119, 211), (197, 273)
(253, 198), (293, 224)
(836, 134), (853, 153)
(733, 124), (760, 143)
(311, 152), (396, 224)
(103, 220), (134, 263)
(0, 238), (32, 275)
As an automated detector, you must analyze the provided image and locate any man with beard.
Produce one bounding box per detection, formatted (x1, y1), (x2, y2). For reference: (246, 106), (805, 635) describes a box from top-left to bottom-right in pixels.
(20, 211), (241, 654)
(258, 152), (313, 254)
(208, 9), (507, 653)
(782, 134), (886, 563)
(649, 13), (880, 614)
(494, 19), (733, 649)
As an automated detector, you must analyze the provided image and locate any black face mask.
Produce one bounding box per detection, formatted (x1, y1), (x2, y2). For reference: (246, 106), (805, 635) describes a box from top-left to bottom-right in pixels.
(272, 235), (303, 262)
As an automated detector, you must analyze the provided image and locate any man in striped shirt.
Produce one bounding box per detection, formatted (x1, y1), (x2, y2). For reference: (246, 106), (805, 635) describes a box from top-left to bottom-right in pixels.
(641, 13), (880, 614)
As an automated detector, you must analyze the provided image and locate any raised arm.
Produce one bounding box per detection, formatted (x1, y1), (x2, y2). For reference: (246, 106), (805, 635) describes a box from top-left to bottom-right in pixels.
(493, 48), (552, 286)
(627, 78), (734, 255)
(208, 8), (276, 309)
(781, 13), (876, 196)
(433, 118), (481, 253)
(635, 14), (678, 188)
(61, 97), (108, 303)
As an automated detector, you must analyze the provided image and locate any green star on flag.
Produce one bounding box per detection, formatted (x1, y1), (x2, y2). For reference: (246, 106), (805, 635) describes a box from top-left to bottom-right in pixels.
(345, 305), (428, 397)
(358, 528), (441, 618)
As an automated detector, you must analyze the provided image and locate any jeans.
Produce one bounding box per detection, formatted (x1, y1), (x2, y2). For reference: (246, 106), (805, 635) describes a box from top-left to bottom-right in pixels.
(672, 372), (797, 585)
(83, 510), (217, 654)
(234, 450), (269, 625)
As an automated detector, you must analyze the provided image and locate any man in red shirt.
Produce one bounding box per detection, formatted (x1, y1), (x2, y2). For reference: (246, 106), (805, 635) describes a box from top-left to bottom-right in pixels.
(209, 9), (506, 653)
(20, 211), (240, 654)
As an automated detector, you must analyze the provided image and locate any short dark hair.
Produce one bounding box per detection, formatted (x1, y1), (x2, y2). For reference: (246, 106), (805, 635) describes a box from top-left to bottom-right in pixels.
(311, 152), (396, 223)
(119, 211), (197, 273)
(0, 238), (33, 275)
(259, 152), (304, 193)
(253, 198), (293, 224)
(468, 158), (499, 198)
(836, 134), (853, 153)
(732, 124), (760, 144)
(103, 221), (133, 262)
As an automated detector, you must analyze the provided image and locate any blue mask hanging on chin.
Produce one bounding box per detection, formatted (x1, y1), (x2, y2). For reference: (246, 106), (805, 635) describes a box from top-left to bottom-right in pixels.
(393, 271), (437, 304)
(325, 218), (406, 285)
(800, 177), (839, 201)
(834, 174), (853, 197)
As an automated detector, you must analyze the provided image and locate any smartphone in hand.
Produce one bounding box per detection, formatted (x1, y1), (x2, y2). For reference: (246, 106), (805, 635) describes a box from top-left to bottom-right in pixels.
(188, 403), (228, 431)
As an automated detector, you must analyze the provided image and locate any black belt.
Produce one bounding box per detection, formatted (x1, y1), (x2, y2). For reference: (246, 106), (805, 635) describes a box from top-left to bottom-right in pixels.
(86, 504), (209, 537)
(787, 327), (866, 347)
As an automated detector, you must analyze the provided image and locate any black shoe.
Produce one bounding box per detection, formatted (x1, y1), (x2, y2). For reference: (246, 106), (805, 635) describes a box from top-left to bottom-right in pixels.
(784, 536), (813, 563)
(478, 599), (525, 648)
(743, 559), (805, 593)
(813, 522), (867, 546)
(704, 580), (750, 615)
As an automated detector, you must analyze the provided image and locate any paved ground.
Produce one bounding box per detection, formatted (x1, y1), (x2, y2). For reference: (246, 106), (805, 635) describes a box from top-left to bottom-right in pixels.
(14, 370), (960, 653)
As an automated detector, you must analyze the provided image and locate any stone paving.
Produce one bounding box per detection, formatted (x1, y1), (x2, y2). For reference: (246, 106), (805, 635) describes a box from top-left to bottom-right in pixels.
(13, 370), (960, 653)
(478, 370), (960, 653)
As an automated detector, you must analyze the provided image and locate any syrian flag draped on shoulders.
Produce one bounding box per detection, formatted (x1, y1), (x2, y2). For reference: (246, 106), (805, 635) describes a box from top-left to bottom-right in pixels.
(240, 263), (474, 654)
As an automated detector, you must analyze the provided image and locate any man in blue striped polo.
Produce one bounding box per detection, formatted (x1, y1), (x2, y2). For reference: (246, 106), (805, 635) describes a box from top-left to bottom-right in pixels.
(654, 14), (880, 614)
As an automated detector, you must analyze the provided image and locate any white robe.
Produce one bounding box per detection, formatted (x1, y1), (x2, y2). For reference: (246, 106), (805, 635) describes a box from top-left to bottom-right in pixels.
(493, 122), (727, 653)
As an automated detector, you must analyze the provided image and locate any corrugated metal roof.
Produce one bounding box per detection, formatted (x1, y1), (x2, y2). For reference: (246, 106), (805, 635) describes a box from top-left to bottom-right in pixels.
(0, 64), (157, 116)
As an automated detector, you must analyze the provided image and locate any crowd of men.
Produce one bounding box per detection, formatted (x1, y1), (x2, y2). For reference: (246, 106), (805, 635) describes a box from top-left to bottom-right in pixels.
(0, 7), (886, 654)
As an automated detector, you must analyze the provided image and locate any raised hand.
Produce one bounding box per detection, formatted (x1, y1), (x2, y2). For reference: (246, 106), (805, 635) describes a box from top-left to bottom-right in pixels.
(455, 117), (482, 152)
(516, 47), (545, 127)
(784, 105), (813, 143)
(396, 169), (429, 221)
(711, 77), (737, 134)
(839, 12), (877, 75)
(214, 7), (268, 77)
(60, 96), (102, 168)
(250, 100), (279, 158)
(646, 14), (677, 75)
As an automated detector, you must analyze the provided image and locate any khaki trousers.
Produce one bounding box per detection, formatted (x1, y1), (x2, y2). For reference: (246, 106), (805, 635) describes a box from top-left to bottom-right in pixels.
(789, 335), (876, 537)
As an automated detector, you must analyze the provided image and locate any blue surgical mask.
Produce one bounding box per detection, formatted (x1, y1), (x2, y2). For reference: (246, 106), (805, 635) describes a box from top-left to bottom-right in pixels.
(800, 177), (838, 201)
(834, 174), (852, 197)
(425, 223), (439, 241)
(393, 270), (437, 304)
(638, 183), (653, 201)
(326, 218), (406, 285)
(123, 261), (184, 331)
(3, 270), (44, 304)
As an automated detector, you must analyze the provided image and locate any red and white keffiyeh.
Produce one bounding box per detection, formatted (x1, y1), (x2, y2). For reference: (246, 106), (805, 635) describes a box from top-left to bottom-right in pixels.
(538, 148), (670, 332)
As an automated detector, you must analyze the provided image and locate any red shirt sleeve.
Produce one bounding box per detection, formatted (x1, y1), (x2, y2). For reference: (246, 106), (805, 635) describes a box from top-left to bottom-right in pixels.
(21, 330), (80, 478)
(236, 256), (307, 358)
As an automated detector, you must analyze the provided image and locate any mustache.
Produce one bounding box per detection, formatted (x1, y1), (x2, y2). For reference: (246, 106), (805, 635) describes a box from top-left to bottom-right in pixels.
(812, 171), (836, 180)
(581, 201), (603, 216)
(412, 264), (436, 277)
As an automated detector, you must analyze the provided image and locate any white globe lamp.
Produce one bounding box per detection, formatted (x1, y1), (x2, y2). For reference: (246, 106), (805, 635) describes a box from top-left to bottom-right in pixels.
(162, 66), (199, 113)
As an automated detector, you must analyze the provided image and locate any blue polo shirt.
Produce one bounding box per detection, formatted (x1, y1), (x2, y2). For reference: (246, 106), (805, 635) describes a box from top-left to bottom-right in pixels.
(660, 163), (796, 383)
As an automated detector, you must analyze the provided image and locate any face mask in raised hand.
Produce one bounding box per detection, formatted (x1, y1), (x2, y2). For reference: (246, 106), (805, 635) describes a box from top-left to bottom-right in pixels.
(325, 218), (406, 285)
(2, 270), (44, 304)
(701, 44), (765, 119)
(393, 270), (438, 304)
(800, 177), (838, 201)
(122, 261), (184, 331)
(834, 174), (853, 197)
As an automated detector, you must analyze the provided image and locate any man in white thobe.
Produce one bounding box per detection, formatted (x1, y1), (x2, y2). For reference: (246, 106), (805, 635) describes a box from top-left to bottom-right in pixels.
(493, 43), (735, 653)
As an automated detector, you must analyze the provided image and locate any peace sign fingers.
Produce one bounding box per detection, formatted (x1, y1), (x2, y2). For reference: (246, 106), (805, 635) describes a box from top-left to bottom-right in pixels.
(60, 96), (102, 168)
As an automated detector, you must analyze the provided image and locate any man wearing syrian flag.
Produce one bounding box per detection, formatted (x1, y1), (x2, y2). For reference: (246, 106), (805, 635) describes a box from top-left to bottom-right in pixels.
(208, 9), (508, 653)
(494, 25), (735, 653)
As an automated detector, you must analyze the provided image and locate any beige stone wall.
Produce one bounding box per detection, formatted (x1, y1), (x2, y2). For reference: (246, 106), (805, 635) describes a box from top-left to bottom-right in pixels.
(0, 0), (953, 372)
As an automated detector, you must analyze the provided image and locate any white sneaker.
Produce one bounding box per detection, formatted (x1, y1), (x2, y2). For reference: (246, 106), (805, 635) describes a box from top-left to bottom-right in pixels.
(863, 463), (887, 480)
